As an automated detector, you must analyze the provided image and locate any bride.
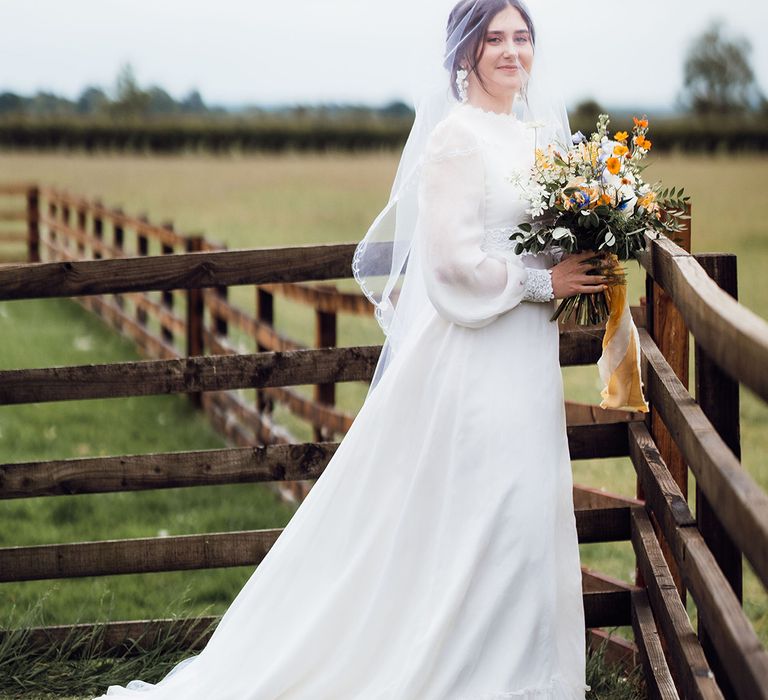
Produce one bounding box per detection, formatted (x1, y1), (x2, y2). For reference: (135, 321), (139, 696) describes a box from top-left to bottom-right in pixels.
(95, 1), (606, 697)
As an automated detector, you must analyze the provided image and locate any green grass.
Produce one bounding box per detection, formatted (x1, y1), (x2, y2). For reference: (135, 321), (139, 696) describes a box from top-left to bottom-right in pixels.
(0, 150), (766, 693)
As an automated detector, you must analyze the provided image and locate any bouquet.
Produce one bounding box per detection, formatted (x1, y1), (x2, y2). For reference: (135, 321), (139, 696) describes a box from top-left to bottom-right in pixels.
(509, 113), (690, 326)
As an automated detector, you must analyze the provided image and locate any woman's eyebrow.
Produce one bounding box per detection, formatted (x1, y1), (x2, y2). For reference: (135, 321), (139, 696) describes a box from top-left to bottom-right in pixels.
(487, 29), (530, 36)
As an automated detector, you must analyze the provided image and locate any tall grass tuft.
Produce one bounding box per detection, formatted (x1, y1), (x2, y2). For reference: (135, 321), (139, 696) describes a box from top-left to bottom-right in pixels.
(0, 588), (218, 699)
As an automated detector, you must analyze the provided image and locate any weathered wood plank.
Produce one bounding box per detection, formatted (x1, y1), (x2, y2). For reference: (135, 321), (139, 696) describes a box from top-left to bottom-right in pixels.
(0, 442), (337, 498)
(0, 529), (282, 581)
(582, 571), (632, 628)
(629, 422), (768, 699)
(640, 327), (768, 589)
(0, 506), (631, 582)
(0, 345), (382, 404)
(0, 616), (220, 657)
(631, 506), (723, 699)
(1, 423), (630, 499)
(637, 232), (768, 403)
(5, 583), (622, 657)
(0, 243), (382, 300)
(0, 329), (609, 405)
(0, 183), (35, 195)
(631, 587), (679, 699)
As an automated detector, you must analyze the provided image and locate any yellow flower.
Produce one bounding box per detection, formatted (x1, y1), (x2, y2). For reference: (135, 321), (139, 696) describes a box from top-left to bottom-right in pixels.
(638, 192), (657, 208)
(614, 131), (629, 142)
(613, 144), (629, 157)
(535, 148), (552, 169)
(606, 157), (621, 175)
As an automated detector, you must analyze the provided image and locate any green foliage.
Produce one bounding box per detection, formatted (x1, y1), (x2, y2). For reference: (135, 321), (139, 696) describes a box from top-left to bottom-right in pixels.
(679, 20), (765, 116)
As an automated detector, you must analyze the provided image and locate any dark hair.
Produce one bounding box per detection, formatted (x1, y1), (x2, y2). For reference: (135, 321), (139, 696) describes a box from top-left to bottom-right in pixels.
(445, 0), (536, 101)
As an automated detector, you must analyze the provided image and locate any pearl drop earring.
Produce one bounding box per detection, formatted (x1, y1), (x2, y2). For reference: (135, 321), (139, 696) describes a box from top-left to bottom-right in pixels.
(455, 67), (469, 103)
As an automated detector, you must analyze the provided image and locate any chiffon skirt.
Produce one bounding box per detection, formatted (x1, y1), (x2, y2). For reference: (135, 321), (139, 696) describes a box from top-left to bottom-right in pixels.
(96, 296), (590, 699)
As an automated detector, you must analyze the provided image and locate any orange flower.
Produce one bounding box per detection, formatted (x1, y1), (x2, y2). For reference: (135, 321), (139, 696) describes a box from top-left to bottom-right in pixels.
(598, 193), (612, 206)
(633, 117), (649, 129)
(613, 144), (629, 157)
(633, 136), (652, 150)
(614, 131), (629, 142)
(606, 157), (621, 175)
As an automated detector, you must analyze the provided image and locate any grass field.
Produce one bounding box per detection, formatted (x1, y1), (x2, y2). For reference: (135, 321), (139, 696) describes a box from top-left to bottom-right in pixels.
(0, 149), (766, 660)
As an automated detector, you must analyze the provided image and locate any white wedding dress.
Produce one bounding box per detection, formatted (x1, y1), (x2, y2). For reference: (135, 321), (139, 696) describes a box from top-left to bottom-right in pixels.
(95, 102), (590, 699)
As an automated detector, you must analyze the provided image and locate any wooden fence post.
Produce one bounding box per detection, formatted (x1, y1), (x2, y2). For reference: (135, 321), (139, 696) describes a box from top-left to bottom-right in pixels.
(638, 202), (691, 603)
(160, 221), (175, 349)
(93, 200), (104, 261)
(314, 292), (337, 442)
(186, 235), (205, 407)
(693, 252), (741, 699)
(60, 201), (71, 257)
(47, 200), (58, 258)
(76, 205), (87, 258)
(26, 186), (39, 263)
(113, 208), (125, 314)
(256, 287), (274, 414)
(136, 215), (150, 346)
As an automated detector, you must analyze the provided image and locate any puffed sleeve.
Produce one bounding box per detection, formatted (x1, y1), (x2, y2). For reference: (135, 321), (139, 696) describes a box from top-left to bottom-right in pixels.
(416, 118), (530, 329)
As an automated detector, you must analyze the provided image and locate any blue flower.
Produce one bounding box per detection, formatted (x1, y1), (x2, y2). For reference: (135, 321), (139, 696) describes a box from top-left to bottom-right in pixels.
(571, 131), (586, 145)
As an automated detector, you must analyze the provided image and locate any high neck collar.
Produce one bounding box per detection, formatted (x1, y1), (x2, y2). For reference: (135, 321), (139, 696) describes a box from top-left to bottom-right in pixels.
(456, 102), (519, 122)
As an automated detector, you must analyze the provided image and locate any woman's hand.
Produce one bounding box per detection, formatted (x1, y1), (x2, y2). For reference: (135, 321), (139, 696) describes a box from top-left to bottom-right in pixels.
(550, 250), (609, 299)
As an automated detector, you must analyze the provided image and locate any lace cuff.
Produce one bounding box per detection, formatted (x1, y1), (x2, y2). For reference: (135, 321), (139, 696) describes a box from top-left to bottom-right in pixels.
(522, 268), (554, 302)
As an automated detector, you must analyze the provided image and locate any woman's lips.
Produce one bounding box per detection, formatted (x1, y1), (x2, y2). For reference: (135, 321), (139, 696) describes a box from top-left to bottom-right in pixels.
(499, 66), (519, 72)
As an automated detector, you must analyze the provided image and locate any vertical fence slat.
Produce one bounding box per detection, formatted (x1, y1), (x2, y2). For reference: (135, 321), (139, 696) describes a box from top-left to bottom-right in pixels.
(314, 288), (337, 442)
(113, 208), (125, 315)
(694, 252), (742, 700)
(256, 287), (274, 414)
(637, 202), (692, 604)
(136, 215), (150, 345)
(26, 186), (39, 263)
(186, 235), (205, 407)
(161, 221), (175, 348)
(76, 205), (87, 258)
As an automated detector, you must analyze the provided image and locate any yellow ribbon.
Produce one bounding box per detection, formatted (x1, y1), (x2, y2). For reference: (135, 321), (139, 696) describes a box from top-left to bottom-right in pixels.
(596, 253), (650, 413)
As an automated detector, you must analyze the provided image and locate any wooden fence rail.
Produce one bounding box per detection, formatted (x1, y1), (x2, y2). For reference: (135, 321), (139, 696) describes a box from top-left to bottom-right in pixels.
(0, 185), (408, 492)
(1, 183), (768, 696)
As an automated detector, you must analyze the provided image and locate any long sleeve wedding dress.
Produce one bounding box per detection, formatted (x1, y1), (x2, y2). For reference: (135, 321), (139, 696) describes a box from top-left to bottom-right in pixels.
(95, 100), (591, 699)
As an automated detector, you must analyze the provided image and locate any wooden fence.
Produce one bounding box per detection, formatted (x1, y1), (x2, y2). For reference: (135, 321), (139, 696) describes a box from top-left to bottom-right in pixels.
(0, 183), (767, 696)
(10, 184), (380, 499)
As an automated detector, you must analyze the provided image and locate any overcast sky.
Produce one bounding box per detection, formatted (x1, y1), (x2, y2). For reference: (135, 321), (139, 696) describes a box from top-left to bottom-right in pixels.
(1, 0), (766, 111)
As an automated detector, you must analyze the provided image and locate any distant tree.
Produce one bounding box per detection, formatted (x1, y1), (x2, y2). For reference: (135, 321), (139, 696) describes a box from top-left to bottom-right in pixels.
(380, 100), (414, 118)
(110, 63), (150, 118)
(678, 19), (765, 116)
(572, 98), (604, 123)
(0, 92), (24, 115)
(29, 91), (75, 116)
(76, 86), (109, 115)
(180, 89), (206, 114)
(147, 86), (178, 115)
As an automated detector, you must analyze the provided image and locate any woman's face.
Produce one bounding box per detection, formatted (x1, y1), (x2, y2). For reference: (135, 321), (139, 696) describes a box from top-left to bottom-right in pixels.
(467, 5), (534, 98)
